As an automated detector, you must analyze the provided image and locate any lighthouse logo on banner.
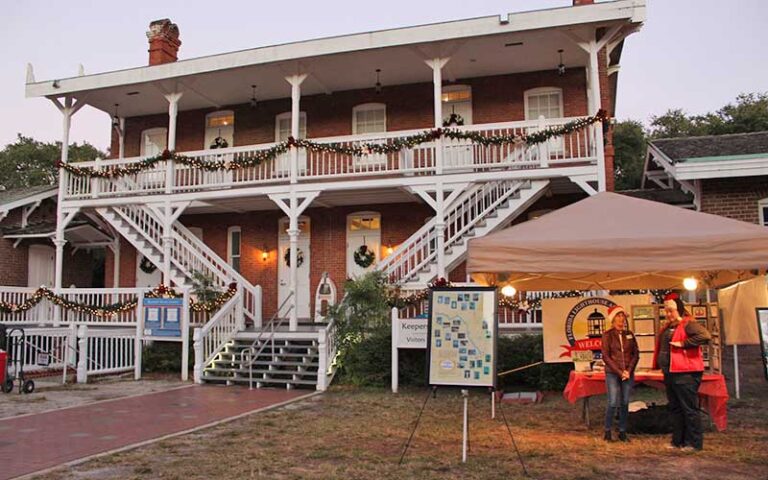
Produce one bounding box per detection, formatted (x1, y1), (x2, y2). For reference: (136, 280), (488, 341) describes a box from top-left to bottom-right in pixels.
(559, 297), (617, 359)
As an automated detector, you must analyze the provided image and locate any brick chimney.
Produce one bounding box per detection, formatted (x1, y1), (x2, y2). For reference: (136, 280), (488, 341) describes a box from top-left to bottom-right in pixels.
(573, 0), (595, 5)
(147, 19), (181, 66)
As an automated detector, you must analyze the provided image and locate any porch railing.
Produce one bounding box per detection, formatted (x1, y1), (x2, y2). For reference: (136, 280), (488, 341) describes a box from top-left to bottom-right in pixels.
(62, 118), (599, 201)
(193, 291), (243, 381)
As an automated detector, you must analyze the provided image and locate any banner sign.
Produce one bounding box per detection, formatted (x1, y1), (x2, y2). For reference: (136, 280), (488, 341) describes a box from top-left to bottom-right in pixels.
(543, 294), (650, 363)
(143, 297), (184, 338)
(427, 287), (497, 388)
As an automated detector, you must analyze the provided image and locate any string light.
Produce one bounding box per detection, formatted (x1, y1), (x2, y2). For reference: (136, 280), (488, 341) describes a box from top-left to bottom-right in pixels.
(501, 285), (517, 297)
(60, 111), (608, 178)
(683, 277), (698, 291)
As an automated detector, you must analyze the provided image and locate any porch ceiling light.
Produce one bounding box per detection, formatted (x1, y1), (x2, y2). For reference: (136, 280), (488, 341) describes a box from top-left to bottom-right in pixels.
(250, 85), (258, 109)
(501, 285), (516, 297)
(111, 104), (120, 128)
(374, 69), (382, 94)
(683, 277), (698, 291)
(557, 49), (566, 76)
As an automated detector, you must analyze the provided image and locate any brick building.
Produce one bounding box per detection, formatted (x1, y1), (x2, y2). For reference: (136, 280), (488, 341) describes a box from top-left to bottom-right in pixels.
(21, 0), (646, 387)
(644, 131), (768, 396)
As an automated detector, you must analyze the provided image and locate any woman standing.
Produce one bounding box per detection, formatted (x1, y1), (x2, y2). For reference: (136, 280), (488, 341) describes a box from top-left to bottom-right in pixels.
(601, 305), (639, 442)
(653, 293), (711, 451)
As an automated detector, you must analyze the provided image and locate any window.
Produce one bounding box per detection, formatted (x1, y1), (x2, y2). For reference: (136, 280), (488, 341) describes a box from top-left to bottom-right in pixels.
(275, 112), (307, 141)
(442, 85), (472, 125)
(349, 214), (381, 231)
(227, 226), (241, 273)
(140, 128), (168, 157)
(524, 87), (564, 120)
(352, 103), (386, 135)
(760, 198), (768, 227)
(204, 111), (234, 149)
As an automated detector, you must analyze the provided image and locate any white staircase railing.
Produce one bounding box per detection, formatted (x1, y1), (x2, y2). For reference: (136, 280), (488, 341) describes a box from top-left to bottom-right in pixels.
(316, 318), (338, 391)
(377, 180), (526, 285)
(102, 204), (261, 325)
(193, 291), (243, 382)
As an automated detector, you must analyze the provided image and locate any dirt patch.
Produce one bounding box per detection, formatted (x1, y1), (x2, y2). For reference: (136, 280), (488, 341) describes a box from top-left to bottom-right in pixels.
(29, 385), (768, 480)
(0, 373), (187, 419)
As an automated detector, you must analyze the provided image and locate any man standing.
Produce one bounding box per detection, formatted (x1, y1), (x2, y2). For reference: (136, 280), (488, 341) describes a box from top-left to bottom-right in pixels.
(653, 293), (711, 451)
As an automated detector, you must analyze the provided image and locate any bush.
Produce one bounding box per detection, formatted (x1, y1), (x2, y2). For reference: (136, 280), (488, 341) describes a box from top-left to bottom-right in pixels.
(142, 336), (194, 374)
(338, 331), (571, 391)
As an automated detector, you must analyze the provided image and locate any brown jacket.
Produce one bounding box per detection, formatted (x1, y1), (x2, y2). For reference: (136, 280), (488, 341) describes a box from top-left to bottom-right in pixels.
(601, 328), (639, 376)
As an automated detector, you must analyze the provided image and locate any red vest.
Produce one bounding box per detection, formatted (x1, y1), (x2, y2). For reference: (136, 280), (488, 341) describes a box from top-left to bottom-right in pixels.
(653, 316), (705, 373)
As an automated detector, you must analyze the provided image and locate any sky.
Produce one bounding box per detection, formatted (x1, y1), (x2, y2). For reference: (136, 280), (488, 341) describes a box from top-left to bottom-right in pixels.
(1, 0), (766, 151)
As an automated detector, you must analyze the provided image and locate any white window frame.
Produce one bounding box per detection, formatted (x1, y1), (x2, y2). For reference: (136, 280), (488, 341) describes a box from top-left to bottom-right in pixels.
(524, 87), (564, 121)
(227, 226), (242, 273)
(139, 127), (168, 157)
(441, 84), (473, 126)
(352, 103), (387, 135)
(759, 197), (768, 227)
(275, 112), (307, 141)
(204, 110), (235, 150)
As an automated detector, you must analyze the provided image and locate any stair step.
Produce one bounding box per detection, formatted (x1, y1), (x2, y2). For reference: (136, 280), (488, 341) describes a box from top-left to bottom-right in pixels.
(202, 375), (318, 386)
(208, 365), (320, 375)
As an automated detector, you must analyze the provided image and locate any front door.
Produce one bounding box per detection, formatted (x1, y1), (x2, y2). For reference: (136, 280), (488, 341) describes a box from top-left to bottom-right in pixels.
(347, 212), (381, 278)
(278, 217), (311, 319)
(28, 244), (55, 287)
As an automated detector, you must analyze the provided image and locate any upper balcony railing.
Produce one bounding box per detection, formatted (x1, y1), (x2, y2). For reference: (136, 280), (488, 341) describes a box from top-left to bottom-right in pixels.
(62, 116), (599, 201)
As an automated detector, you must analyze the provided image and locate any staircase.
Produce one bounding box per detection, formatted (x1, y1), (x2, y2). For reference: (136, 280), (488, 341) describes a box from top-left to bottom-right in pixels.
(97, 204), (261, 324)
(378, 179), (550, 288)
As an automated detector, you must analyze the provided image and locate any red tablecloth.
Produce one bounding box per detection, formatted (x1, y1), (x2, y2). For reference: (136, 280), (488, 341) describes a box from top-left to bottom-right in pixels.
(563, 371), (729, 431)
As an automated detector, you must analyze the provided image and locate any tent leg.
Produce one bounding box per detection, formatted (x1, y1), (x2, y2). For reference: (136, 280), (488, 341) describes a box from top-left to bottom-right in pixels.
(733, 344), (740, 399)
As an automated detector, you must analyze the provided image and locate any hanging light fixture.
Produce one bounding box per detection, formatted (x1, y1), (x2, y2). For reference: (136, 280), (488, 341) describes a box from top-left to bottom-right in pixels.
(111, 104), (120, 128)
(683, 277), (699, 291)
(249, 85), (258, 109)
(374, 69), (383, 94)
(557, 49), (566, 76)
(501, 285), (517, 297)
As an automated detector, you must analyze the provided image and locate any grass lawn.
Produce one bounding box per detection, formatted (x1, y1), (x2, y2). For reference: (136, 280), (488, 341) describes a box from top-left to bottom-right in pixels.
(39, 385), (768, 480)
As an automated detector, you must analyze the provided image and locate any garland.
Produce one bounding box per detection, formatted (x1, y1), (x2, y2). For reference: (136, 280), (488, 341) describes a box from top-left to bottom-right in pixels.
(283, 248), (305, 268)
(0, 283), (238, 317)
(59, 110), (608, 178)
(353, 245), (375, 268)
(139, 256), (158, 275)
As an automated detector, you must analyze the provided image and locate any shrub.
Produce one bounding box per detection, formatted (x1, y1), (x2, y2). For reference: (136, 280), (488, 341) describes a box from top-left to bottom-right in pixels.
(496, 334), (571, 391)
(142, 335), (194, 374)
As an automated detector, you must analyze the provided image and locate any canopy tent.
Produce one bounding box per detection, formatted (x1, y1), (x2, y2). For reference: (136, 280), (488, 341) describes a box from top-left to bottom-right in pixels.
(467, 192), (768, 291)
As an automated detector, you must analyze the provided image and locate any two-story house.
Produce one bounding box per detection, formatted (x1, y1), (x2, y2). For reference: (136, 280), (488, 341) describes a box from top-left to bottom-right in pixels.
(22, 0), (646, 388)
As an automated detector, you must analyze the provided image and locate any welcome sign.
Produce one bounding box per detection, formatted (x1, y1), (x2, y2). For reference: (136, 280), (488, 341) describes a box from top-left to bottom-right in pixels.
(542, 294), (650, 363)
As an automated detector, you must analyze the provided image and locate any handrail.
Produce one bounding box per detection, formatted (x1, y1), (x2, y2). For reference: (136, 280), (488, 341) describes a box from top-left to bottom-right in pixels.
(199, 291), (242, 366)
(238, 291), (294, 390)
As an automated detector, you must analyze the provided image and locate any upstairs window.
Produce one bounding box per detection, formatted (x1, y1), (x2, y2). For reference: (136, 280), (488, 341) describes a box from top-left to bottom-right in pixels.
(205, 111), (235, 149)
(442, 85), (473, 126)
(275, 112), (307, 141)
(227, 226), (241, 273)
(352, 103), (387, 135)
(140, 128), (167, 157)
(524, 87), (564, 120)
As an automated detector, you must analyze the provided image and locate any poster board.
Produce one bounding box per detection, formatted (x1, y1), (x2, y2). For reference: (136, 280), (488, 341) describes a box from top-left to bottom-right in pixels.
(757, 308), (768, 380)
(542, 295), (650, 363)
(143, 297), (184, 339)
(427, 287), (497, 388)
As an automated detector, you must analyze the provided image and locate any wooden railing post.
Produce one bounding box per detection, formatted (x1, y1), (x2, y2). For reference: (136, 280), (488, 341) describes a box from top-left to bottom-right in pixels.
(537, 115), (549, 168)
(76, 325), (88, 384)
(317, 327), (328, 391)
(193, 328), (203, 384)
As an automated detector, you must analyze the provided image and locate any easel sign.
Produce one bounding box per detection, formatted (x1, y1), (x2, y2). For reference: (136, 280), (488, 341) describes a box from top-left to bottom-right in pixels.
(427, 286), (497, 388)
(137, 294), (190, 382)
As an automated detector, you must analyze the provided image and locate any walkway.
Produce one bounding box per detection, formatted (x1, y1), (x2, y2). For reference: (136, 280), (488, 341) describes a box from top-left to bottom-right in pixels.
(0, 385), (313, 479)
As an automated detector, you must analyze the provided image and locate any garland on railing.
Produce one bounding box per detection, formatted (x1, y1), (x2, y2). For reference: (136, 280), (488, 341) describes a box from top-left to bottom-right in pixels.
(0, 283), (238, 317)
(58, 110), (608, 178)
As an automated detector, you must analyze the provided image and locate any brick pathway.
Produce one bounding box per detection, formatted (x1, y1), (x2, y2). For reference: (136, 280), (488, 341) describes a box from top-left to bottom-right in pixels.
(0, 385), (312, 479)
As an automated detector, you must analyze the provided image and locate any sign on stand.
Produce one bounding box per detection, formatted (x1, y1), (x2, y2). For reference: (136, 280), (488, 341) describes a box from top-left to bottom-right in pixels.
(137, 292), (191, 381)
(391, 310), (428, 393)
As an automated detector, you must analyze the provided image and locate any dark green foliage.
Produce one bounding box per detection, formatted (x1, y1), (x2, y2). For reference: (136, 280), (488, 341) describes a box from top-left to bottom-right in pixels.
(142, 337), (193, 373)
(613, 120), (647, 190)
(0, 134), (106, 190)
(496, 334), (571, 391)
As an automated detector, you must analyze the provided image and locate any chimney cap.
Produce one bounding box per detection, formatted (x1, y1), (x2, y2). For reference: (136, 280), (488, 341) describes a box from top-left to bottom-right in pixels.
(147, 18), (180, 43)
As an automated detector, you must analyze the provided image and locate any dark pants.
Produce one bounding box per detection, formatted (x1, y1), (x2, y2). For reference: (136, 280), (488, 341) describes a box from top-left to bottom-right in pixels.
(604, 372), (633, 432)
(664, 371), (703, 449)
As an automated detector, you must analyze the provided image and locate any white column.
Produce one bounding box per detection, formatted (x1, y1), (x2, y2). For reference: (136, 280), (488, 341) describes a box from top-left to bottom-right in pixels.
(426, 58), (450, 175)
(285, 74), (307, 184)
(118, 117), (126, 159)
(435, 186), (446, 279)
(112, 237), (121, 288)
(54, 99), (73, 291)
(164, 92), (183, 194)
(287, 194), (300, 331)
(162, 201), (173, 285)
(587, 43), (606, 192)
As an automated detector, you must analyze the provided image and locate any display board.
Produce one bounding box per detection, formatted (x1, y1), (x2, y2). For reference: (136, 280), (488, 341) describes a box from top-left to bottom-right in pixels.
(757, 308), (768, 380)
(143, 297), (184, 338)
(427, 287), (497, 388)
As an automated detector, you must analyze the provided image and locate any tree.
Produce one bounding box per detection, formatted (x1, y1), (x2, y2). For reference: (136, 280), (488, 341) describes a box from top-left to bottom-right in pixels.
(613, 120), (647, 190)
(0, 135), (105, 190)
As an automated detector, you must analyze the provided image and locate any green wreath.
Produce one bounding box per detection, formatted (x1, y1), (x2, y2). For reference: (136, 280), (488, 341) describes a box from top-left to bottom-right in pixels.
(353, 245), (376, 268)
(283, 247), (305, 268)
(139, 256), (158, 274)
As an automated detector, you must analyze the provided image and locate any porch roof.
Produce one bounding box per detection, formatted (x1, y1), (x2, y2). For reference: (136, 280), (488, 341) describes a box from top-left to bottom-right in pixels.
(25, 0), (645, 118)
(2, 220), (114, 248)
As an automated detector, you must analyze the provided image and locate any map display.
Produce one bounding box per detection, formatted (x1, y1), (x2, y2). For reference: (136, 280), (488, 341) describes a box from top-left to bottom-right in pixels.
(427, 287), (497, 388)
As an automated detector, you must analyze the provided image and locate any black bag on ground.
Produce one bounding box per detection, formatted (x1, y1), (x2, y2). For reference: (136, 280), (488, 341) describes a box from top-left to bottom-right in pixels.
(626, 403), (673, 434)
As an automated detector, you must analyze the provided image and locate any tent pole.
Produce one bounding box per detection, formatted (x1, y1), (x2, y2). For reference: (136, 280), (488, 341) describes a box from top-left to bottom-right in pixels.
(733, 344), (740, 399)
